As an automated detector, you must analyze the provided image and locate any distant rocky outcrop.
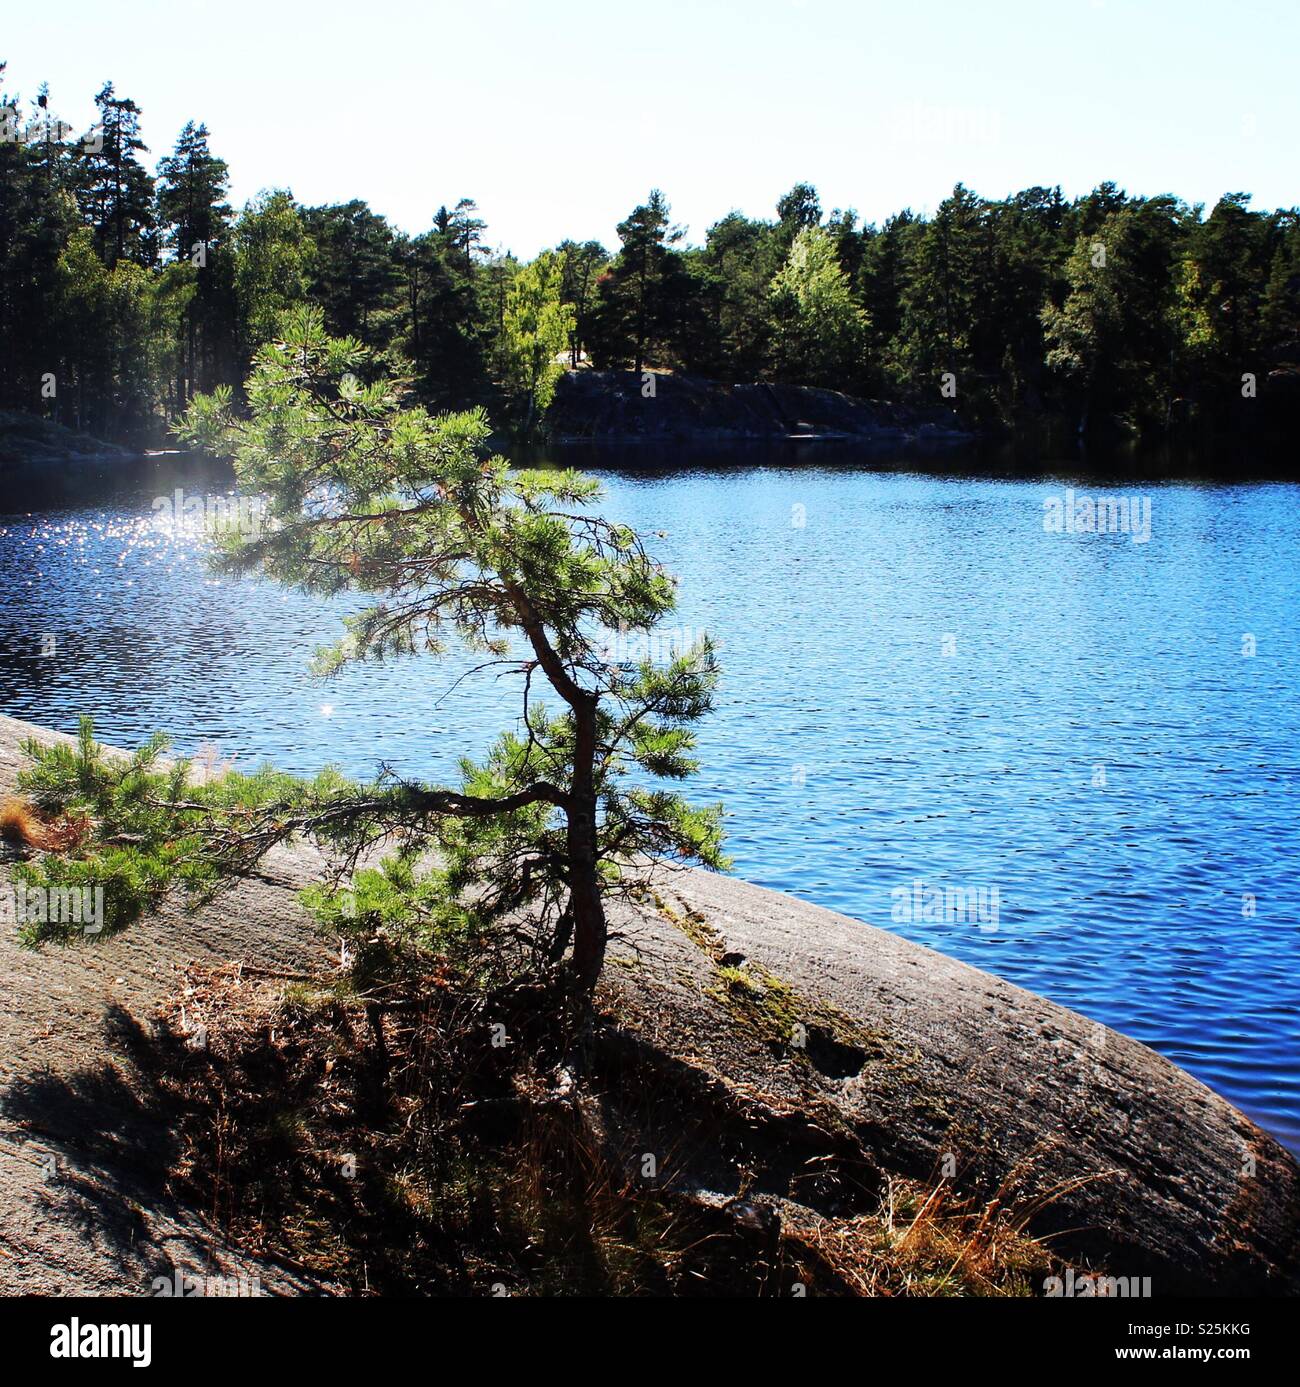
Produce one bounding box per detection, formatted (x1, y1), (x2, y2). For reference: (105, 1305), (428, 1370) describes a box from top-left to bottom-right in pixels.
(546, 371), (974, 446)
(0, 410), (132, 470)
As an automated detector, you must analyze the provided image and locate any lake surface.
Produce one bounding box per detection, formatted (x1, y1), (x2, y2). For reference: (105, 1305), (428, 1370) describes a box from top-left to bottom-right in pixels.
(2, 450), (1298, 1152)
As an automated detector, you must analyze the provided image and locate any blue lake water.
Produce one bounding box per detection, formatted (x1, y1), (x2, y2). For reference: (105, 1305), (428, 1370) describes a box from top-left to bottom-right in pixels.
(2, 451), (1298, 1151)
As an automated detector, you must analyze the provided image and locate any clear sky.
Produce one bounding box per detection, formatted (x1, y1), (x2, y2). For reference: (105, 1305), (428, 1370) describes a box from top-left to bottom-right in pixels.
(3, 0), (1296, 255)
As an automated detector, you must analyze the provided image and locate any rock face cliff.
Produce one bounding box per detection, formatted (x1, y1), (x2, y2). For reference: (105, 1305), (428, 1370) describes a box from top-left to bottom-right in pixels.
(0, 715), (1296, 1295)
(546, 370), (974, 446)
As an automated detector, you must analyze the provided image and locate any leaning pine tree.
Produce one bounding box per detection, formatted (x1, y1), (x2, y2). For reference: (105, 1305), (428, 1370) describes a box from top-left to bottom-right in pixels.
(12, 307), (726, 994)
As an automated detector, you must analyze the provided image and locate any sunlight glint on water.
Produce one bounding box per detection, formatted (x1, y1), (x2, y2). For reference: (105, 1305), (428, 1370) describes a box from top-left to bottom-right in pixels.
(1, 456), (1297, 1151)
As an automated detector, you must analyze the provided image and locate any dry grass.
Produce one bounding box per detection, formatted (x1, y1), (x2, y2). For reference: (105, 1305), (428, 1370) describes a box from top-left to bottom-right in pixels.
(784, 1174), (1054, 1296)
(193, 744), (239, 779)
(0, 795), (44, 847)
(142, 963), (1076, 1297)
(148, 964), (710, 1295)
(0, 794), (89, 852)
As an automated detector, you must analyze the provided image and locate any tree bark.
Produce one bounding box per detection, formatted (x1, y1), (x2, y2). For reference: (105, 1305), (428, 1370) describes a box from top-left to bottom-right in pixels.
(568, 836), (606, 990)
(566, 693), (604, 987)
(566, 697), (606, 991)
(487, 560), (609, 990)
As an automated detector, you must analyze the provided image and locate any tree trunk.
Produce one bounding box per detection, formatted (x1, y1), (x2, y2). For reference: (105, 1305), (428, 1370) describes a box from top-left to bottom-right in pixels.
(492, 572), (608, 991)
(566, 700), (606, 990)
(568, 838), (606, 990)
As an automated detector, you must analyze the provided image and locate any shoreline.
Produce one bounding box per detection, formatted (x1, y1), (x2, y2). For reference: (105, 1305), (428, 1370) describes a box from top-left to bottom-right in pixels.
(1, 713), (1297, 1294)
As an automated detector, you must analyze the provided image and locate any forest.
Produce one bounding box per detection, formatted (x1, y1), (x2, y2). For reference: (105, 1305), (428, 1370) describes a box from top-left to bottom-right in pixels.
(3, 66), (1299, 446)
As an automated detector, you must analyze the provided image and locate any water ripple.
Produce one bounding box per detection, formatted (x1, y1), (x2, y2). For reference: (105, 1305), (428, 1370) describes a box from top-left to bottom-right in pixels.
(2, 457), (1298, 1151)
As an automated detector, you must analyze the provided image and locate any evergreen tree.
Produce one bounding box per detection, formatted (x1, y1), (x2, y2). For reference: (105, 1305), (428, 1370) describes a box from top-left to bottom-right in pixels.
(695, 211), (779, 381)
(0, 69), (77, 409)
(1177, 193), (1272, 406)
(303, 200), (402, 347)
(395, 223), (491, 409)
(1261, 213), (1300, 351)
(556, 239), (608, 366)
(1041, 229), (1126, 434)
(1044, 197), (1185, 434)
(52, 227), (160, 437)
(775, 182), (822, 242)
(445, 197), (487, 274)
(155, 121), (235, 401)
(590, 190), (685, 374)
(16, 310), (728, 995)
(857, 211), (921, 395)
(156, 122), (230, 259)
(76, 82), (156, 267)
(233, 189), (313, 353)
(893, 184), (988, 398)
(979, 187), (1069, 417)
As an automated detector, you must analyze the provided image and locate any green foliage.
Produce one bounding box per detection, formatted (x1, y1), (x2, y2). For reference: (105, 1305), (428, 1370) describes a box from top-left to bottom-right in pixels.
(12, 715), (358, 946)
(499, 248), (575, 432)
(2, 59), (1296, 444)
(1043, 233), (1125, 389)
(302, 200), (402, 349)
(588, 190), (689, 373)
(17, 314), (727, 993)
(1044, 198), (1187, 432)
(233, 189), (311, 351)
(556, 239), (609, 366)
(767, 225), (868, 390)
(892, 184), (988, 391)
(1175, 194), (1274, 396)
(75, 81), (156, 268)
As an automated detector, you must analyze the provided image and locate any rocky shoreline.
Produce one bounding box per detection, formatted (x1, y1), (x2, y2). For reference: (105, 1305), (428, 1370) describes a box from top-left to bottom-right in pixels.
(546, 370), (974, 446)
(0, 410), (133, 471)
(0, 714), (1296, 1295)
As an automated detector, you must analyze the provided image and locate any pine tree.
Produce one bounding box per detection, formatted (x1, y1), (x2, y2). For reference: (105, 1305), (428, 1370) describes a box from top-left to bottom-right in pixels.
(857, 211), (921, 395)
(590, 190), (685, 374)
(1177, 194), (1272, 399)
(1045, 196), (1186, 434)
(395, 223), (490, 409)
(893, 184), (988, 395)
(156, 121), (234, 401)
(1261, 215), (1300, 351)
(76, 82), (156, 267)
(1042, 229), (1126, 434)
(557, 239), (608, 367)
(303, 200), (401, 347)
(15, 309), (728, 994)
(0, 69), (78, 409)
